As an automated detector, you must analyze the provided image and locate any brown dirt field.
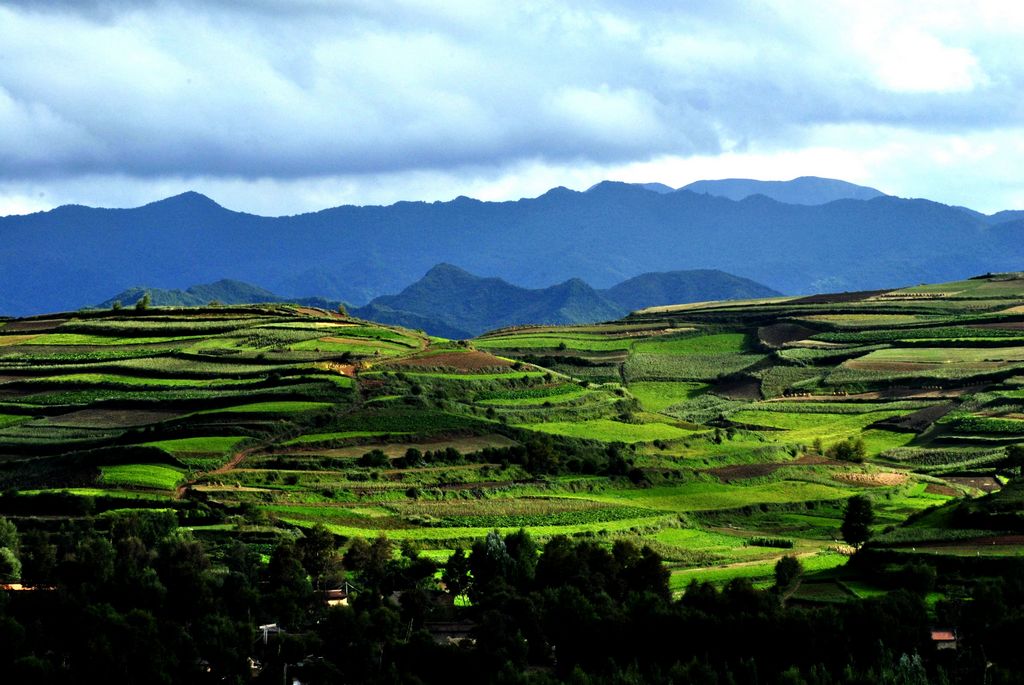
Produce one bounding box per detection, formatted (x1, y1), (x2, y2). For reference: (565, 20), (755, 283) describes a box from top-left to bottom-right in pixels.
(707, 454), (840, 482)
(711, 377), (762, 400)
(758, 323), (818, 348)
(787, 289), (892, 305)
(767, 386), (979, 402)
(873, 403), (955, 432)
(973, 321), (1024, 330)
(317, 362), (357, 377)
(0, 335), (40, 346)
(707, 462), (783, 481)
(294, 307), (344, 319)
(36, 408), (184, 428)
(387, 350), (514, 371)
(944, 476), (1002, 493)
(2, 319), (67, 332)
(925, 484), (958, 497)
(918, 534), (1024, 548)
(832, 471), (908, 487)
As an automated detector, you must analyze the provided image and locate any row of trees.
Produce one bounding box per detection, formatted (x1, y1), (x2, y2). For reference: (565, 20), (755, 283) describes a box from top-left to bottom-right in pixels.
(0, 500), (1019, 683)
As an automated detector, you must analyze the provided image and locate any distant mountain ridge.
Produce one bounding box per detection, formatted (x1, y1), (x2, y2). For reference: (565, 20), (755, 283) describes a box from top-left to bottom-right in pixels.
(98, 279), (281, 308)
(4, 177), (1023, 317)
(680, 176), (887, 205)
(355, 264), (779, 336)
(98, 266), (780, 338)
(99, 279), (346, 313)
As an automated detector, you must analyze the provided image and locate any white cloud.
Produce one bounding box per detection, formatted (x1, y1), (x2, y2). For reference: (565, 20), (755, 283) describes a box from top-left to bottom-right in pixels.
(0, 1), (1022, 213)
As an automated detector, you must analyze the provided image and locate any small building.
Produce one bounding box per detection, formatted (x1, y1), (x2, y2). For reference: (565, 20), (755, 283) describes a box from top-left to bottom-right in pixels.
(424, 620), (476, 646)
(931, 629), (958, 651)
(324, 588), (349, 607)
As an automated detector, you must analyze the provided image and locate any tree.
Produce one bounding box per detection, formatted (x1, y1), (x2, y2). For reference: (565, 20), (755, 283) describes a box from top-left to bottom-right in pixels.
(442, 547), (470, 601)
(0, 516), (17, 554)
(774, 555), (803, 590)
(1007, 444), (1024, 472)
(297, 524), (340, 591)
(135, 292), (151, 311)
(0, 547), (21, 582)
(826, 436), (866, 463)
(841, 495), (874, 547)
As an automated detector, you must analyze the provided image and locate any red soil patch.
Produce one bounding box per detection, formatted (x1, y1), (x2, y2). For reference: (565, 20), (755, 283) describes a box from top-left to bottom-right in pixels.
(387, 350), (513, 371)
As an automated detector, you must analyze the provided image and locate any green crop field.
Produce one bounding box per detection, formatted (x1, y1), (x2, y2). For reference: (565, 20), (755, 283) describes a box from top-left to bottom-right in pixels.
(99, 463), (187, 490)
(632, 332), (751, 355)
(628, 381), (708, 412)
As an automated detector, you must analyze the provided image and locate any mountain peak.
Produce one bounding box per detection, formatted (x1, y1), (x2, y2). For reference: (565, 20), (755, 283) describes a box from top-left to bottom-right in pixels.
(423, 263), (475, 279)
(141, 191), (224, 211)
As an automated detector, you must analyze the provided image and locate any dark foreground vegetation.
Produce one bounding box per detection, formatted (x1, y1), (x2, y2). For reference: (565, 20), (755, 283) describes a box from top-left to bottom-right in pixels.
(3, 514), (1024, 684)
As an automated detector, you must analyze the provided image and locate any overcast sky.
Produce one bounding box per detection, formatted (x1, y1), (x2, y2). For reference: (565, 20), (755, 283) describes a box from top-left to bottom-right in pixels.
(1, 0), (1022, 216)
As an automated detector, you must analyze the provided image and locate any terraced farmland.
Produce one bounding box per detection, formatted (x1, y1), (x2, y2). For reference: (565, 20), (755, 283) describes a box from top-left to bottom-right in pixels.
(3, 273), (1024, 606)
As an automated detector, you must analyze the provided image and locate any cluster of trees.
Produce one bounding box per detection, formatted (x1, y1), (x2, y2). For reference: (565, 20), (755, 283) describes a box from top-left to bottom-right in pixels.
(3, 509), (1024, 683)
(360, 435), (635, 478)
(812, 436), (867, 463)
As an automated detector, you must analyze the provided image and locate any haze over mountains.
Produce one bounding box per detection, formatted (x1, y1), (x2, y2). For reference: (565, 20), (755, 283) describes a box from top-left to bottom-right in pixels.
(2, 176), (1022, 317)
(678, 176), (886, 204)
(99, 265), (779, 339)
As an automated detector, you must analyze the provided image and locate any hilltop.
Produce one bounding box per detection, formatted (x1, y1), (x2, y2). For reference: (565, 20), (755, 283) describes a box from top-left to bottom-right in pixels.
(98, 266), (780, 338)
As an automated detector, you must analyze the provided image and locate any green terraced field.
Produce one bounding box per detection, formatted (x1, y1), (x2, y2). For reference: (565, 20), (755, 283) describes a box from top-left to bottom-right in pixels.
(628, 381), (708, 412)
(99, 463), (187, 490)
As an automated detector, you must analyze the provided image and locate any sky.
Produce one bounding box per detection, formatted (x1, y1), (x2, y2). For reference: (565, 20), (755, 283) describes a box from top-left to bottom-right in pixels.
(1, 0), (1023, 216)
